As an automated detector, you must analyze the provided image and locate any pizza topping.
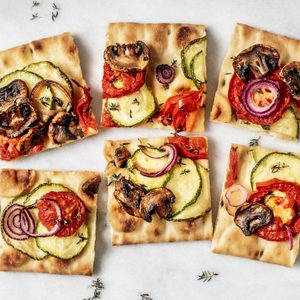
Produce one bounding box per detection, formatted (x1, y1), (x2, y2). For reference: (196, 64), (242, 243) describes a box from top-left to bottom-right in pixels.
(139, 188), (175, 222)
(0, 80), (28, 102)
(132, 144), (178, 177)
(225, 184), (248, 207)
(280, 61), (300, 100)
(234, 202), (273, 236)
(168, 135), (208, 160)
(242, 79), (281, 117)
(233, 44), (279, 82)
(155, 89), (205, 132)
(114, 145), (131, 167)
(82, 175), (101, 197)
(156, 64), (175, 84)
(104, 41), (150, 72)
(48, 111), (83, 144)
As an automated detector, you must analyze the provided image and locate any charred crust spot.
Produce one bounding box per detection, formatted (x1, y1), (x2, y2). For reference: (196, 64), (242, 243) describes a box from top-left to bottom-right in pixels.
(19, 45), (27, 54)
(68, 45), (76, 55)
(121, 218), (137, 232)
(3, 59), (8, 66)
(220, 200), (224, 207)
(176, 26), (197, 49)
(2, 250), (29, 268)
(32, 41), (43, 51)
(154, 228), (161, 236)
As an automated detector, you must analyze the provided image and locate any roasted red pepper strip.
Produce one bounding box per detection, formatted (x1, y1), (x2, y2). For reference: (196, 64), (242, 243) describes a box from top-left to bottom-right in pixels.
(73, 80), (98, 134)
(228, 69), (291, 125)
(102, 63), (146, 98)
(168, 135), (208, 160)
(155, 87), (205, 132)
(248, 179), (300, 241)
(225, 146), (239, 188)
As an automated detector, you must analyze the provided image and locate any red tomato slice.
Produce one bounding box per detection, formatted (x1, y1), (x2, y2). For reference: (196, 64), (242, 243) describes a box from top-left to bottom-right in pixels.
(228, 69), (291, 125)
(37, 191), (87, 237)
(101, 107), (119, 128)
(168, 135), (208, 160)
(225, 146), (238, 188)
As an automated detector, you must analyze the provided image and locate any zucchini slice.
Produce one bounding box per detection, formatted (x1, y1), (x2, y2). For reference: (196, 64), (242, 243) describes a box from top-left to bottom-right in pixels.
(106, 84), (156, 127)
(127, 149), (172, 190)
(190, 50), (206, 88)
(181, 37), (207, 80)
(250, 152), (300, 188)
(23, 61), (73, 97)
(36, 223), (88, 260)
(251, 146), (273, 163)
(1, 196), (47, 260)
(0, 70), (43, 92)
(166, 158), (201, 217)
(170, 164), (210, 221)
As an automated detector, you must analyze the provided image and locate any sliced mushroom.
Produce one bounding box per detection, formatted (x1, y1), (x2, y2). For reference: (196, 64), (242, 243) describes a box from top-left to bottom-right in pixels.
(114, 145), (131, 167)
(0, 98), (38, 138)
(0, 80), (28, 106)
(113, 177), (146, 217)
(280, 61), (300, 100)
(234, 202), (273, 236)
(233, 44), (279, 82)
(48, 111), (83, 144)
(139, 188), (175, 222)
(104, 41), (150, 72)
(82, 175), (101, 197)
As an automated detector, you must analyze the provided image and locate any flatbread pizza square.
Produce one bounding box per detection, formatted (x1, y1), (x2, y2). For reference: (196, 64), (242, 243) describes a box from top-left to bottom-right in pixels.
(104, 136), (212, 245)
(210, 23), (300, 141)
(0, 32), (98, 161)
(101, 23), (207, 133)
(0, 169), (100, 276)
(212, 144), (300, 267)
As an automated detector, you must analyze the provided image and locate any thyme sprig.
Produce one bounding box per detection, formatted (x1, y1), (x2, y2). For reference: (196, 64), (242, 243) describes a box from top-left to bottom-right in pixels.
(108, 103), (120, 111)
(52, 2), (59, 10)
(108, 173), (121, 186)
(83, 278), (104, 300)
(32, 1), (40, 8)
(271, 162), (289, 173)
(180, 169), (190, 175)
(132, 98), (140, 105)
(249, 136), (260, 147)
(140, 293), (153, 300)
(30, 13), (40, 20)
(197, 271), (219, 282)
(76, 233), (88, 245)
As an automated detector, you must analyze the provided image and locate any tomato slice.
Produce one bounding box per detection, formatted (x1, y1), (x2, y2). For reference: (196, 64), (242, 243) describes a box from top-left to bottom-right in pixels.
(102, 63), (146, 98)
(101, 107), (119, 128)
(73, 80), (98, 133)
(248, 179), (300, 241)
(168, 135), (208, 160)
(228, 69), (291, 125)
(37, 191), (87, 237)
(155, 88), (205, 132)
(225, 146), (238, 189)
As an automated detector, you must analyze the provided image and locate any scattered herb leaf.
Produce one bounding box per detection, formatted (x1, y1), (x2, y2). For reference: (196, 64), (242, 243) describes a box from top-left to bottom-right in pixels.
(225, 72), (232, 75)
(261, 124), (270, 130)
(171, 59), (177, 68)
(197, 271), (219, 282)
(271, 162), (289, 173)
(83, 278), (104, 300)
(180, 169), (190, 175)
(51, 10), (59, 21)
(140, 293), (153, 300)
(240, 120), (250, 125)
(108, 103), (120, 111)
(108, 173), (121, 186)
(163, 83), (170, 90)
(76, 233), (88, 244)
(32, 1), (40, 8)
(249, 136), (260, 147)
(132, 98), (140, 105)
(178, 157), (186, 166)
(167, 29), (171, 35)
(30, 13), (40, 20)
(129, 109), (133, 118)
(52, 2), (59, 10)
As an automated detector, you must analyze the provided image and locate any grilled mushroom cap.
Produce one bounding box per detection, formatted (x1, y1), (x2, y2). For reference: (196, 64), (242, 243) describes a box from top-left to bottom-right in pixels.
(114, 145), (131, 168)
(48, 111), (83, 144)
(104, 41), (150, 72)
(234, 202), (273, 236)
(139, 188), (175, 222)
(0, 80), (38, 138)
(280, 61), (300, 100)
(82, 175), (101, 197)
(114, 177), (146, 217)
(233, 44), (279, 82)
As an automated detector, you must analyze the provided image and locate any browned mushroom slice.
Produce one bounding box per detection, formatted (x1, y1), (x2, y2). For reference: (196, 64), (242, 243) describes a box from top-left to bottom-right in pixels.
(0, 169), (36, 197)
(104, 41), (150, 72)
(82, 175), (101, 197)
(48, 111), (83, 144)
(0, 80), (28, 105)
(139, 188), (175, 222)
(113, 177), (146, 217)
(0, 98), (38, 138)
(234, 202), (273, 236)
(280, 61), (300, 100)
(114, 145), (131, 167)
(233, 44), (279, 82)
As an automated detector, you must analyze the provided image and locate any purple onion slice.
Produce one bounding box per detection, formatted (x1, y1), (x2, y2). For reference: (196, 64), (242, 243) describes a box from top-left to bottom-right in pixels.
(156, 64), (175, 84)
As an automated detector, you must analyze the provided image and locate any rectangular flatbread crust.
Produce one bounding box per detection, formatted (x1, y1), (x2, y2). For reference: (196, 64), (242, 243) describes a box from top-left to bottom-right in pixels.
(0, 169), (100, 275)
(210, 23), (300, 140)
(104, 136), (212, 245)
(102, 23), (206, 132)
(211, 144), (299, 267)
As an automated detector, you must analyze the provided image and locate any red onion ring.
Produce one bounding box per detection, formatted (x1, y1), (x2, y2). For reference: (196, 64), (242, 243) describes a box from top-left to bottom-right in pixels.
(138, 145), (169, 159)
(156, 64), (175, 84)
(133, 143), (178, 177)
(286, 225), (294, 251)
(224, 184), (248, 216)
(242, 79), (281, 117)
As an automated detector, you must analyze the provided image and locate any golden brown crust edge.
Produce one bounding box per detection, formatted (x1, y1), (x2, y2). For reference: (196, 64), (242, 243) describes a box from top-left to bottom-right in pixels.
(0, 169), (100, 275)
(211, 144), (299, 267)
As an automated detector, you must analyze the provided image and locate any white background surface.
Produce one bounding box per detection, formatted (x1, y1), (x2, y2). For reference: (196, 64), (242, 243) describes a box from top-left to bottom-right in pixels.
(0, 0), (300, 299)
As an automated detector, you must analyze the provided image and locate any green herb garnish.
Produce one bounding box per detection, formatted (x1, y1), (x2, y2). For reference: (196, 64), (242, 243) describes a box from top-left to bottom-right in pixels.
(132, 98), (140, 105)
(180, 169), (190, 175)
(249, 136), (260, 147)
(197, 271), (219, 282)
(140, 293), (153, 300)
(129, 109), (133, 118)
(76, 233), (88, 244)
(271, 162), (289, 173)
(171, 59), (177, 67)
(108, 103), (120, 111)
(83, 278), (104, 300)
(32, 1), (40, 8)
(30, 13), (40, 20)
(261, 124), (270, 130)
(108, 173), (121, 186)
(51, 10), (59, 21)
